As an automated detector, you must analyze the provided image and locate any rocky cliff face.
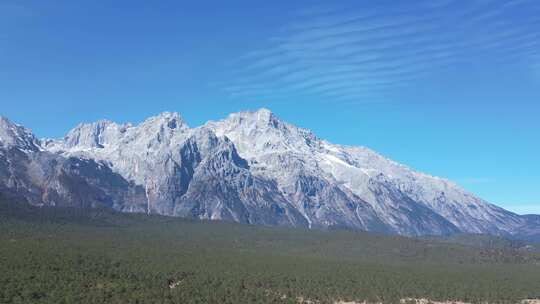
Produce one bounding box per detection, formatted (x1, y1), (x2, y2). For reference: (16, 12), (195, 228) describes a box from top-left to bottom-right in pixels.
(1, 111), (538, 239)
(0, 118), (146, 211)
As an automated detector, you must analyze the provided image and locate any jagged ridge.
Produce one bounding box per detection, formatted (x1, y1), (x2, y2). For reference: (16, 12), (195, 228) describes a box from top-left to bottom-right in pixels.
(0, 110), (538, 239)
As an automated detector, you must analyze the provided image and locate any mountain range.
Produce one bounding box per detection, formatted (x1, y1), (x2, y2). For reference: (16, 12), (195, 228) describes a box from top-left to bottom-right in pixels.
(1, 109), (538, 240)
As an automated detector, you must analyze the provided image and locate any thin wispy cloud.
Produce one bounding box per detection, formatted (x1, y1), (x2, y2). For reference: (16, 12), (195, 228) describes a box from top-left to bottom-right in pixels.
(217, 0), (540, 103)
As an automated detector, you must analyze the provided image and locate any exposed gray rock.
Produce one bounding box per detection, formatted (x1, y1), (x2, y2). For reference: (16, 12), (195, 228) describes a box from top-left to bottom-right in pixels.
(0, 118), (146, 211)
(1, 110), (538, 239)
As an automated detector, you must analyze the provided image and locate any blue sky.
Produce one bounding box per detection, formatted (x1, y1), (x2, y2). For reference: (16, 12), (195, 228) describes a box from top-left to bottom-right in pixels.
(1, 0), (539, 214)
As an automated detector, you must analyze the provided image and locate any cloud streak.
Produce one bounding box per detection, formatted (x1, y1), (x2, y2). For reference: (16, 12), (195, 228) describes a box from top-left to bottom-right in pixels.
(218, 0), (540, 103)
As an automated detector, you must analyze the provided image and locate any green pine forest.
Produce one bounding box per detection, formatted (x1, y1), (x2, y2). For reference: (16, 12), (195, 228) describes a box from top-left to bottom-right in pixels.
(1, 199), (539, 304)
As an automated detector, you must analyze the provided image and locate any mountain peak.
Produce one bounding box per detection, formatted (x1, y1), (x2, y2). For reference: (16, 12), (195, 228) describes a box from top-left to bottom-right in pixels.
(2, 111), (537, 239)
(0, 116), (16, 127)
(141, 111), (187, 130)
(222, 108), (282, 129)
(0, 116), (41, 152)
(254, 107), (273, 117)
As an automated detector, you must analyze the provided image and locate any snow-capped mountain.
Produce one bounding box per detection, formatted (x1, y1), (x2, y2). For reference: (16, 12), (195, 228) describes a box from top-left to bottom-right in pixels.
(1, 110), (537, 239)
(0, 117), (147, 211)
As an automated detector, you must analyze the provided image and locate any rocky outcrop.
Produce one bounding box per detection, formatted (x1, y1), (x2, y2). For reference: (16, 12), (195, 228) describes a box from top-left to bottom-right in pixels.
(1, 110), (539, 239)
